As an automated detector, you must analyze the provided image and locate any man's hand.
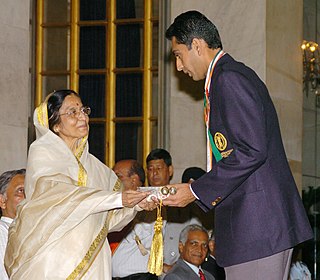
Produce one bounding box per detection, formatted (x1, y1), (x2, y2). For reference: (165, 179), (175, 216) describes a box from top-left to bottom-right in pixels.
(162, 183), (196, 207)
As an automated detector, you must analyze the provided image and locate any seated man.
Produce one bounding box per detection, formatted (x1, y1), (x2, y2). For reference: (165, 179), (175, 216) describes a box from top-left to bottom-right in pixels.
(111, 159), (160, 280)
(202, 230), (225, 280)
(181, 167), (206, 184)
(146, 149), (197, 274)
(113, 159), (146, 190)
(164, 224), (215, 280)
(289, 245), (311, 280)
(0, 169), (26, 280)
(108, 159), (146, 255)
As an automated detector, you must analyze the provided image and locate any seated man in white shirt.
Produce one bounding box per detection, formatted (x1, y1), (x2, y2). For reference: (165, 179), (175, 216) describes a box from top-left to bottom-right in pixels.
(0, 169), (26, 280)
(113, 159), (146, 192)
(164, 224), (215, 280)
(111, 159), (162, 280)
(108, 159), (147, 255)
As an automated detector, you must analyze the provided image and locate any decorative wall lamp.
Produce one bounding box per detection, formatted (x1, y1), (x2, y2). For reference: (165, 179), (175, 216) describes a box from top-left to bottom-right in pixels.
(301, 40), (320, 97)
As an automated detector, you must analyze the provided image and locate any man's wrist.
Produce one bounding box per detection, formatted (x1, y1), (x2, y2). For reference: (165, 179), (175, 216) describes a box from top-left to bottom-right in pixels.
(189, 184), (199, 200)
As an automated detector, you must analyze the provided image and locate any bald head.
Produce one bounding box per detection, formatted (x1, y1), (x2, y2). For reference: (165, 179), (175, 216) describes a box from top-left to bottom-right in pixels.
(113, 159), (145, 190)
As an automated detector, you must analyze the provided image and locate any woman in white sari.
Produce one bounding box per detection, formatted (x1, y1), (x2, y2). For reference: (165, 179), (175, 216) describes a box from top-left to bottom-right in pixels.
(5, 90), (154, 280)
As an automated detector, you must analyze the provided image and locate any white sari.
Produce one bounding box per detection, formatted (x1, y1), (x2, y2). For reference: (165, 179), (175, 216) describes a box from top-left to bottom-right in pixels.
(5, 96), (138, 279)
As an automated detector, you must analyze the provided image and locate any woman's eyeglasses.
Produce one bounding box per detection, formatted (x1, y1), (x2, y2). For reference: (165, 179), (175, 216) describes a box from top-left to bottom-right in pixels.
(59, 106), (91, 119)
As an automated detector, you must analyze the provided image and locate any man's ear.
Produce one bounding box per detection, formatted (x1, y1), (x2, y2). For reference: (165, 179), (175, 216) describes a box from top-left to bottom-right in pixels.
(169, 165), (174, 178)
(0, 194), (6, 210)
(130, 174), (140, 189)
(178, 242), (184, 255)
(192, 38), (202, 54)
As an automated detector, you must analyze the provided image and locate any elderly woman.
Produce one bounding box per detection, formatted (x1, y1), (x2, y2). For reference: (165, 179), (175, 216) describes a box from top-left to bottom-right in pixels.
(5, 90), (153, 279)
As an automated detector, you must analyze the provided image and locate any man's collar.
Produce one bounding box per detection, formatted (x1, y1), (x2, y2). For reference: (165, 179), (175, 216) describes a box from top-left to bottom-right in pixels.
(1, 216), (14, 224)
(182, 259), (201, 275)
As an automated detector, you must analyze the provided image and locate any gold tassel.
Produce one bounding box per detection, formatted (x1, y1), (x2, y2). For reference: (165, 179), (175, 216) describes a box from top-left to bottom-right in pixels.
(147, 200), (163, 276)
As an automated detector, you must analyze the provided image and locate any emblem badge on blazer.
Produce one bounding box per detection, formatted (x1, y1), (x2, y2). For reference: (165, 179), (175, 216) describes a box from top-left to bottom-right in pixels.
(214, 132), (227, 151)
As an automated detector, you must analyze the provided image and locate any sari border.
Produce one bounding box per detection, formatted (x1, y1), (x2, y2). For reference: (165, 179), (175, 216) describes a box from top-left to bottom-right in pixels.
(66, 212), (113, 280)
(66, 180), (120, 279)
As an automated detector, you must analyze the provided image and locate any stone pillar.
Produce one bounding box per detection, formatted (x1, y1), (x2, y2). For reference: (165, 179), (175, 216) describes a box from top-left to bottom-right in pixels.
(266, 0), (303, 189)
(0, 0), (31, 173)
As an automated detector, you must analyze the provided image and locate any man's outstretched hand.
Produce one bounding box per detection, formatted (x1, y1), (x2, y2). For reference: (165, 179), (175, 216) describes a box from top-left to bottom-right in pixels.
(162, 183), (196, 207)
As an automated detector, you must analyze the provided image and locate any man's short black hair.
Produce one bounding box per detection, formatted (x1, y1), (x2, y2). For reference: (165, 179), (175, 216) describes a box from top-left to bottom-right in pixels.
(181, 167), (206, 183)
(146, 148), (172, 167)
(165, 10), (222, 50)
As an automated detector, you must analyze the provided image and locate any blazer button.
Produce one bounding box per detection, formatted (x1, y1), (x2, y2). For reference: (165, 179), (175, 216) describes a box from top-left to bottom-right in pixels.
(211, 196), (222, 206)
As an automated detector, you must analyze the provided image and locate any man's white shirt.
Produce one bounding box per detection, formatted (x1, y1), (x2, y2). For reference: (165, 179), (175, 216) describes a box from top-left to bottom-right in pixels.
(112, 211), (166, 278)
(0, 216), (13, 280)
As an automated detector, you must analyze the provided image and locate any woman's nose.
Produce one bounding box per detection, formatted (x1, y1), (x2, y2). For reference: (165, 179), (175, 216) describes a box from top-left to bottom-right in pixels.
(77, 111), (86, 119)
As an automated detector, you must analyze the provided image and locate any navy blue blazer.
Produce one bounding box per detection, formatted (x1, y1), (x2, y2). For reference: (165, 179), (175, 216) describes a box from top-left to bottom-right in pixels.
(191, 54), (313, 267)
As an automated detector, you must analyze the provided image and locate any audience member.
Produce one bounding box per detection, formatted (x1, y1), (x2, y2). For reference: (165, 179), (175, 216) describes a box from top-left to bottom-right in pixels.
(202, 230), (225, 280)
(109, 159), (146, 255)
(112, 158), (160, 280)
(0, 169), (26, 280)
(181, 167), (205, 184)
(289, 246), (311, 280)
(113, 159), (146, 190)
(164, 224), (214, 280)
(146, 148), (173, 188)
(146, 149), (177, 274)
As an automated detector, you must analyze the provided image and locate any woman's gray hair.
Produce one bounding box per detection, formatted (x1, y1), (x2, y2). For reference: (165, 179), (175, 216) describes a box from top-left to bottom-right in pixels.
(0, 169), (26, 195)
(179, 224), (209, 245)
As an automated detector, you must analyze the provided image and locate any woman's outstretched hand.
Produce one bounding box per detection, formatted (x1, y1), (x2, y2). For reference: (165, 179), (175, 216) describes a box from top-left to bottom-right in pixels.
(122, 190), (158, 210)
(138, 195), (159, 211)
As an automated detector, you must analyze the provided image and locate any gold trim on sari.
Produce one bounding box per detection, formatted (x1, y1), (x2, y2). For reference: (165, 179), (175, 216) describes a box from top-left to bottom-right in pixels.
(66, 180), (121, 279)
(67, 212), (114, 280)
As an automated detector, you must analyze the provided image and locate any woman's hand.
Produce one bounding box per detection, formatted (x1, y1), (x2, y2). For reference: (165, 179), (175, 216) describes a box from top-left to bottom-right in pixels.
(122, 190), (159, 211)
(137, 196), (159, 211)
(122, 190), (149, 207)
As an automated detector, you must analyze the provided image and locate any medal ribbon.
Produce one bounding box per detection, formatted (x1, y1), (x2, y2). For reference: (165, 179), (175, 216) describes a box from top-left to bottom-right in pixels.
(204, 50), (225, 171)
